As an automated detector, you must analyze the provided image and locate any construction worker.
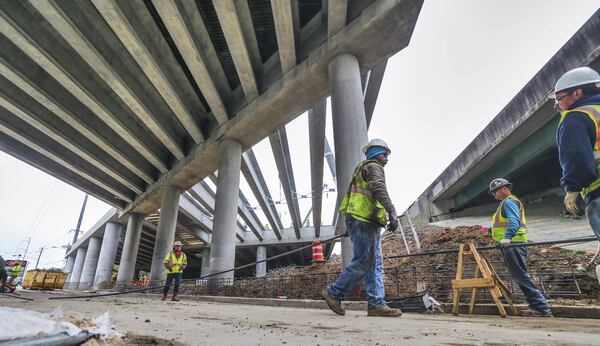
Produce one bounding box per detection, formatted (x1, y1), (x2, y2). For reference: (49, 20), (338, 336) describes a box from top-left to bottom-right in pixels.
(10, 261), (22, 285)
(0, 255), (6, 292)
(551, 66), (600, 242)
(162, 241), (187, 301)
(489, 178), (552, 317)
(321, 139), (401, 317)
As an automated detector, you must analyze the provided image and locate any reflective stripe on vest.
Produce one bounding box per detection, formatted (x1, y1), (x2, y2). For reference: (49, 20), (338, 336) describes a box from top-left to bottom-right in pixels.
(491, 195), (528, 243)
(559, 104), (600, 198)
(338, 160), (387, 226)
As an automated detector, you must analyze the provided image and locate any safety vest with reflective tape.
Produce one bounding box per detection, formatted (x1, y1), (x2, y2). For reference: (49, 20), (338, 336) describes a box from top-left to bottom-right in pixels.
(11, 264), (21, 277)
(339, 160), (387, 226)
(163, 251), (187, 274)
(491, 195), (528, 243)
(559, 104), (600, 198)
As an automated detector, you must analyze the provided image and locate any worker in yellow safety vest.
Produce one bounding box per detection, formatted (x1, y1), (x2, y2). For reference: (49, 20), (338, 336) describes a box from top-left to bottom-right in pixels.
(10, 261), (22, 284)
(162, 241), (187, 301)
(321, 139), (401, 317)
(489, 178), (551, 317)
(551, 67), (600, 239)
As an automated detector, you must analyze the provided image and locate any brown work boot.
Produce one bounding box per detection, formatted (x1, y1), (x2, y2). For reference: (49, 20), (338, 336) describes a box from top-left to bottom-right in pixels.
(161, 292), (168, 301)
(367, 304), (402, 317)
(171, 293), (180, 302)
(519, 309), (552, 317)
(321, 289), (345, 315)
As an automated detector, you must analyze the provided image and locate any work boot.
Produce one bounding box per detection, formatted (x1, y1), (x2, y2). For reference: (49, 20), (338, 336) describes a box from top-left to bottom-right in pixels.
(367, 304), (402, 317)
(171, 293), (180, 302)
(321, 289), (345, 315)
(161, 292), (168, 301)
(519, 309), (552, 317)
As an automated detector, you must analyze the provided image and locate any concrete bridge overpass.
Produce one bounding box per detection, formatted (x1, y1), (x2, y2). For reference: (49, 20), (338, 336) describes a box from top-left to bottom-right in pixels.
(405, 10), (600, 248)
(0, 0), (424, 288)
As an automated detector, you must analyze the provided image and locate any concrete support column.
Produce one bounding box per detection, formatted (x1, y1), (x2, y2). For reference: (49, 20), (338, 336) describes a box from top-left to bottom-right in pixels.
(67, 248), (87, 290)
(93, 222), (123, 289)
(256, 246), (267, 278)
(116, 213), (144, 286)
(149, 185), (181, 281)
(64, 254), (75, 283)
(208, 139), (242, 283)
(329, 53), (369, 267)
(201, 247), (211, 278)
(78, 237), (101, 290)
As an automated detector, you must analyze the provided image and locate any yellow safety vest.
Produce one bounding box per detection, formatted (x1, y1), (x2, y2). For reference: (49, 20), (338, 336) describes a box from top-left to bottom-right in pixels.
(491, 195), (528, 243)
(11, 264), (22, 277)
(163, 252), (187, 274)
(339, 160), (387, 226)
(559, 104), (600, 198)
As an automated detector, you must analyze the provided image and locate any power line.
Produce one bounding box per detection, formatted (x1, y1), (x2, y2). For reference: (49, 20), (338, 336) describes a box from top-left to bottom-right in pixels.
(26, 181), (58, 238)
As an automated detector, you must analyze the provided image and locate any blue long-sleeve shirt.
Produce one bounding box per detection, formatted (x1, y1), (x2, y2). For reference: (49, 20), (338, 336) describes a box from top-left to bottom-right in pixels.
(501, 198), (521, 239)
(557, 94), (600, 203)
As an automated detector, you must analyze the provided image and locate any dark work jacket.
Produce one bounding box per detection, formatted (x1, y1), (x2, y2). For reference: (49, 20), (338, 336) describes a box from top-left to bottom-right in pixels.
(556, 94), (600, 204)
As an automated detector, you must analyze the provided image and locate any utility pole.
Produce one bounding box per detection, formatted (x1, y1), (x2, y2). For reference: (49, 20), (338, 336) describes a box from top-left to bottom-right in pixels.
(22, 237), (32, 260)
(35, 246), (44, 269)
(72, 194), (88, 245)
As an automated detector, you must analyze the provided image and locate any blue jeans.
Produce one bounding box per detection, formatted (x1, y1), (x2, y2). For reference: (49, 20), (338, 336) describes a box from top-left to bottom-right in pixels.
(163, 273), (182, 294)
(327, 215), (385, 308)
(585, 197), (600, 240)
(502, 246), (550, 313)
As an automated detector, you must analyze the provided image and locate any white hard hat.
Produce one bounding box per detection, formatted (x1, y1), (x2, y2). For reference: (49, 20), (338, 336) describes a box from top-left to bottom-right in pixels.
(550, 66), (600, 98)
(362, 138), (391, 155)
(489, 178), (512, 193)
(173, 241), (183, 247)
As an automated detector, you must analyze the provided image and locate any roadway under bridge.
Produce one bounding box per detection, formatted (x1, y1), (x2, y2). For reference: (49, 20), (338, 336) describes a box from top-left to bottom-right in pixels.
(0, 0), (424, 289)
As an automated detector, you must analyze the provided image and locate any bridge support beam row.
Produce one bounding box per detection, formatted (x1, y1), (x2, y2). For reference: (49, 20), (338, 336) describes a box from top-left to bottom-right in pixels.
(78, 237), (101, 290)
(150, 185), (181, 282)
(330, 53), (369, 268)
(93, 222), (123, 289)
(116, 213), (144, 286)
(206, 139), (242, 282)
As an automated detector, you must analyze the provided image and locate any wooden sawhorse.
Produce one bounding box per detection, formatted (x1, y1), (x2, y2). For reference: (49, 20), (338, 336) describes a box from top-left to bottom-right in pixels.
(451, 243), (518, 317)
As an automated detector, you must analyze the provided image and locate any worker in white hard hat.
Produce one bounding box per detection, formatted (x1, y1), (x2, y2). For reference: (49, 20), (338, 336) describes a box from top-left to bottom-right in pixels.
(321, 138), (401, 317)
(162, 241), (187, 301)
(551, 66), (600, 241)
(488, 178), (552, 317)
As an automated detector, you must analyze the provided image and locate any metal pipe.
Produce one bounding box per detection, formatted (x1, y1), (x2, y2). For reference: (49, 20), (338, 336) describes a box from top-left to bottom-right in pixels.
(0, 292), (34, 301)
(405, 214), (421, 250)
(1, 331), (91, 346)
(397, 222), (410, 254)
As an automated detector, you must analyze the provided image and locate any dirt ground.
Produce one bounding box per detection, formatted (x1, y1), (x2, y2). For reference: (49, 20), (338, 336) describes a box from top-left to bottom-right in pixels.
(2, 290), (600, 345)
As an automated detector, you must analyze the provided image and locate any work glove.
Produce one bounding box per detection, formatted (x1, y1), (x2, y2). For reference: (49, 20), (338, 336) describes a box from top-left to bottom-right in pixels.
(386, 211), (399, 232)
(499, 238), (511, 248)
(564, 191), (581, 215)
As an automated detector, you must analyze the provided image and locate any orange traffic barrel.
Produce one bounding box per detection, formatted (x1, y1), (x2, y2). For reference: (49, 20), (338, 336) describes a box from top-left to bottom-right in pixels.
(312, 239), (325, 263)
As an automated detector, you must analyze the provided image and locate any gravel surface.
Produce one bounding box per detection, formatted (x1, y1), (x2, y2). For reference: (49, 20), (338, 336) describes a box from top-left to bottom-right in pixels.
(2, 290), (600, 345)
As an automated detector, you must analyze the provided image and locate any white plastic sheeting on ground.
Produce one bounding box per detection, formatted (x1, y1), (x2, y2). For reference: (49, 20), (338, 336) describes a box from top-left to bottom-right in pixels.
(0, 306), (119, 341)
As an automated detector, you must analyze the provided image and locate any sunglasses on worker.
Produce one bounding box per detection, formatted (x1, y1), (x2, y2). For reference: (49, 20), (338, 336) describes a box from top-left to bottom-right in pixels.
(554, 90), (575, 104)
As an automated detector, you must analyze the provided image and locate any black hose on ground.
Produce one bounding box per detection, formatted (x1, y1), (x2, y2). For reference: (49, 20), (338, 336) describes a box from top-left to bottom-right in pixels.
(48, 233), (349, 300)
(0, 292), (35, 301)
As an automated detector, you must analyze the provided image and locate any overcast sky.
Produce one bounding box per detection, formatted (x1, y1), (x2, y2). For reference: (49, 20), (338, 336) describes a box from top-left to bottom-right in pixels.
(1, 0), (599, 270)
